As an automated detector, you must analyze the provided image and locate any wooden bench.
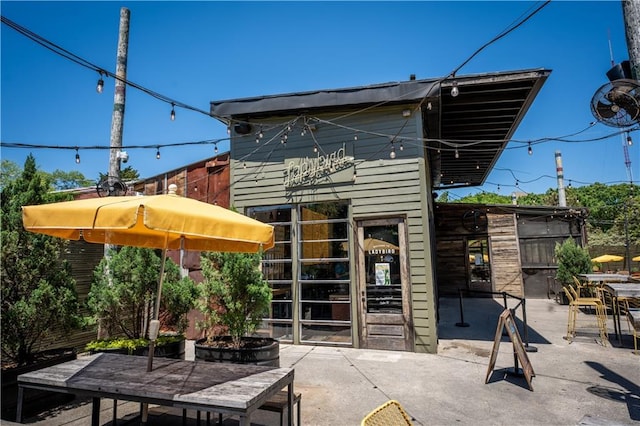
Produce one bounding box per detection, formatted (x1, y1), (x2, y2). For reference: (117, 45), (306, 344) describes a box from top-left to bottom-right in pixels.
(258, 390), (302, 426)
(191, 390), (301, 426)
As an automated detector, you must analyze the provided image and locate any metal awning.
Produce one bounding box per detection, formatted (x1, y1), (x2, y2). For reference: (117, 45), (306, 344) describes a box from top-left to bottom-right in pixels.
(210, 68), (550, 189)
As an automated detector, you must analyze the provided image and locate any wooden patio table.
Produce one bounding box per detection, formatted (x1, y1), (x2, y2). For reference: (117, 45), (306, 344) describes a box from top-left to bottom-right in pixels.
(577, 273), (630, 283)
(16, 352), (295, 426)
(603, 282), (640, 345)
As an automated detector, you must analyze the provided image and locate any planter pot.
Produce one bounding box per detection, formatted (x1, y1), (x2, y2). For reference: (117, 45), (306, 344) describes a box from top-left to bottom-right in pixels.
(195, 336), (280, 367)
(135, 338), (186, 359)
(1, 348), (76, 421)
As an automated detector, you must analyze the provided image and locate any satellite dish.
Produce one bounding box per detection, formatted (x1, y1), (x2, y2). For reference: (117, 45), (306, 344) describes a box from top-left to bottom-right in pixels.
(590, 79), (640, 128)
(96, 177), (128, 197)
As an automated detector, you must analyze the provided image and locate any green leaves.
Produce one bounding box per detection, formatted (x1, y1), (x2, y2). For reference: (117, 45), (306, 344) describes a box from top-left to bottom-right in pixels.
(199, 251), (271, 346)
(1, 155), (80, 366)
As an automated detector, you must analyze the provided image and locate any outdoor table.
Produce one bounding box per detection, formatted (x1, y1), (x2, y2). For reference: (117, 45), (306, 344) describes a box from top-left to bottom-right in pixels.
(15, 353), (295, 426)
(603, 282), (640, 344)
(578, 273), (630, 283)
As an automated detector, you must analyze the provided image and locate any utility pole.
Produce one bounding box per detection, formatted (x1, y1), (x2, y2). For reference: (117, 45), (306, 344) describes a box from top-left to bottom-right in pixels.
(623, 0), (640, 80)
(108, 7), (130, 184)
(622, 0), (638, 271)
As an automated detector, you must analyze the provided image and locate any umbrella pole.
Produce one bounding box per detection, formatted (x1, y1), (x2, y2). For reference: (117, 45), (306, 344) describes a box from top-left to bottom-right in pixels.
(147, 247), (168, 372)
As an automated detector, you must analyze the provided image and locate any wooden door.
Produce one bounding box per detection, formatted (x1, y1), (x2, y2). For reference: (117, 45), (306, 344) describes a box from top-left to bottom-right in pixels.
(356, 218), (413, 351)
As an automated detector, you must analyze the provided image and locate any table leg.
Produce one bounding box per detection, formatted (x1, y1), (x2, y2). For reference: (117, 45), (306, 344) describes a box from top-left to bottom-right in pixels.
(239, 414), (250, 426)
(91, 397), (100, 426)
(614, 296), (622, 344)
(15, 386), (24, 423)
(288, 382), (294, 426)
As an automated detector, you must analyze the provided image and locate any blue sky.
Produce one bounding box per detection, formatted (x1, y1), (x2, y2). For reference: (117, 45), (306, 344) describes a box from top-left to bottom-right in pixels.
(1, 1), (638, 198)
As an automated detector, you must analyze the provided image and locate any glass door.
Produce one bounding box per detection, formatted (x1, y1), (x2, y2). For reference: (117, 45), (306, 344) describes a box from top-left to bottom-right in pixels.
(356, 218), (412, 351)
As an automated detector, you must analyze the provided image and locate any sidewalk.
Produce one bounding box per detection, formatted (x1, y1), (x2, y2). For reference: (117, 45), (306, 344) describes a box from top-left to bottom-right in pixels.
(3, 297), (639, 425)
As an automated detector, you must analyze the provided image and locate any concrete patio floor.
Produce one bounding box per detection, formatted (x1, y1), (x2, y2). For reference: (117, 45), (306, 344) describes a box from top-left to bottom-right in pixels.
(3, 297), (639, 425)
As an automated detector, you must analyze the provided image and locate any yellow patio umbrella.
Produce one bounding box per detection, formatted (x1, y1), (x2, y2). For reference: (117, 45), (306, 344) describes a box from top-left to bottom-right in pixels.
(591, 254), (624, 263)
(633, 255), (640, 262)
(22, 184), (274, 370)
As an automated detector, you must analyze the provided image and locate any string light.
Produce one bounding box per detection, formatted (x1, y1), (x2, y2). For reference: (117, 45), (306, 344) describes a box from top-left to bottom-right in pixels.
(96, 71), (104, 94)
(313, 143), (318, 153)
(227, 125), (231, 135)
(74, 147), (80, 164)
(527, 142), (533, 155)
(476, 162), (480, 170)
(156, 147), (161, 160)
(399, 142), (404, 151)
(354, 133), (358, 141)
(352, 168), (357, 182)
(214, 143), (218, 154)
(390, 142), (396, 159)
(627, 133), (633, 146)
(170, 103), (175, 121)
(454, 148), (459, 159)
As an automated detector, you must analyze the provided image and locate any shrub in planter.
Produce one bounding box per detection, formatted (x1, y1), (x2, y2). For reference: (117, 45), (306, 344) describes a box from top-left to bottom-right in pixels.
(85, 246), (199, 357)
(85, 335), (186, 358)
(555, 237), (592, 303)
(195, 251), (278, 366)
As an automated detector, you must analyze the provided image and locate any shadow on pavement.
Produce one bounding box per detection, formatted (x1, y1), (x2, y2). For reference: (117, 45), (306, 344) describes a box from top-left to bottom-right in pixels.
(438, 296), (551, 345)
(585, 360), (640, 421)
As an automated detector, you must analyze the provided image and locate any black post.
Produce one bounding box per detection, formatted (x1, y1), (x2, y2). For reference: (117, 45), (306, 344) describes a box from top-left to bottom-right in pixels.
(455, 288), (470, 327)
(521, 298), (538, 352)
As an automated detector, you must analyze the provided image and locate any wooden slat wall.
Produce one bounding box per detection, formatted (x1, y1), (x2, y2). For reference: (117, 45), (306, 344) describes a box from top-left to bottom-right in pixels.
(40, 240), (104, 352)
(231, 105), (438, 353)
(487, 213), (524, 297)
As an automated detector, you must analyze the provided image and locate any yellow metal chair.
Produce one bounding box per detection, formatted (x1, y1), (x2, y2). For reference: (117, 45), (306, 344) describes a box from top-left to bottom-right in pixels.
(563, 286), (608, 345)
(361, 400), (414, 426)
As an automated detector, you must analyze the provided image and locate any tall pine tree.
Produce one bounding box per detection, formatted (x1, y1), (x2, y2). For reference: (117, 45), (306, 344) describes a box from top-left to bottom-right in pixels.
(1, 155), (80, 366)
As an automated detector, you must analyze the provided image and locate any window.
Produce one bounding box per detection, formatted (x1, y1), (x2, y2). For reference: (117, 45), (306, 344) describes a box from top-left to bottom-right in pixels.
(249, 202), (352, 345)
(248, 205), (293, 341)
(298, 203), (351, 344)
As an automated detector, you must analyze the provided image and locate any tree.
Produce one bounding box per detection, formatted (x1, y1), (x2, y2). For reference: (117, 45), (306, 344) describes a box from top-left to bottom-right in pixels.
(0, 159), (21, 190)
(50, 169), (94, 190)
(198, 251), (271, 348)
(87, 246), (198, 339)
(99, 166), (140, 182)
(1, 155), (80, 366)
(554, 237), (592, 287)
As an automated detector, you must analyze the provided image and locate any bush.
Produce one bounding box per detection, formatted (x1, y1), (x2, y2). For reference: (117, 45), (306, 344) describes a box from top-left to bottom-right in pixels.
(198, 251), (271, 348)
(555, 237), (592, 287)
(1, 155), (80, 367)
(87, 246), (198, 339)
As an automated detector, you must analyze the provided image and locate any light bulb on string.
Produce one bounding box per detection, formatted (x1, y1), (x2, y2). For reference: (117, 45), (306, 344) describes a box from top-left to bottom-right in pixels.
(399, 142), (404, 151)
(170, 103), (176, 121)
(451, 81), (459, 97)
(313, 143), (318, 153)
(227, 125), (231, 135)
(390, 144), (396, 159)
(476, 162), (480, 170)
(527, 142), (533, 155)
(156, 147), (161, 160)
(627, 134), (633, 146)
(214, 143), (218, 154)
(352, 169), (357, 182)
(243, 161), (247, 169)
(354, 133), (358, 141)
(96, 72), (104, 94)
(75, 148), (80, 164)
(454, 148), (459, 159)
(259, 127), (264, 139)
